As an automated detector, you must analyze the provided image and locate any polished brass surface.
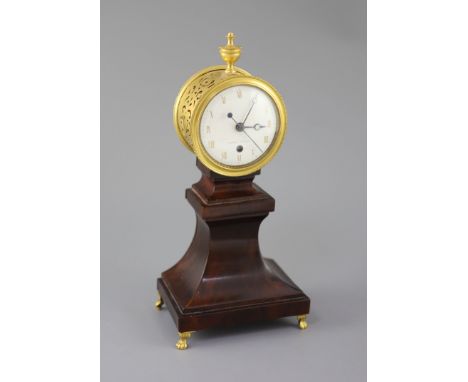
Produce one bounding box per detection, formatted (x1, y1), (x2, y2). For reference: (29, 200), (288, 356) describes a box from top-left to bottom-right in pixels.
(219, 32), (241, 73)
(154, 293), (163, 310)
(176, 332), (192, 350)
(297, 315), (308, 330)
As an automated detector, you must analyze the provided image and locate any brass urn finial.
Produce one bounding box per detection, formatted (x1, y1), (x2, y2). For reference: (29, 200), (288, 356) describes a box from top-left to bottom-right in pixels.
(219, 32), (241, 73)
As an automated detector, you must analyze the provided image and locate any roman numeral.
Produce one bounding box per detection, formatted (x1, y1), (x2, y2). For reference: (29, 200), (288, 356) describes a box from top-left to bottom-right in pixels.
(237, 89), (242, 98)
(221, 96), (226, 104)
(208, 140), (215, 148)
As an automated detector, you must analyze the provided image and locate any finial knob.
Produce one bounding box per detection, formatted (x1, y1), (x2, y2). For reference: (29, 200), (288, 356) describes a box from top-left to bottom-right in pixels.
(219, 32), (241, 73)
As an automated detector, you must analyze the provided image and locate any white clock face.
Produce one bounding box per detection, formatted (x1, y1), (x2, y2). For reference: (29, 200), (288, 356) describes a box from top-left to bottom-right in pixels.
(199, 85), (279, 167)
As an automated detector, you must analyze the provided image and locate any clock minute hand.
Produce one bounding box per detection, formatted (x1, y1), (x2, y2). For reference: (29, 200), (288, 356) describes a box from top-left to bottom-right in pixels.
(241, 99), (256, 125)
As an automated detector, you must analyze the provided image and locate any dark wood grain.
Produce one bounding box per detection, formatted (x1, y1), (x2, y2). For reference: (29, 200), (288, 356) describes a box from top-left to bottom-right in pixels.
(157, 159), (310, 333)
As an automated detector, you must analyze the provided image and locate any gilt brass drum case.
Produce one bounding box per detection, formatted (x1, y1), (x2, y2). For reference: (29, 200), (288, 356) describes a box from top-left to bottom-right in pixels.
(172, 34), (287, 177)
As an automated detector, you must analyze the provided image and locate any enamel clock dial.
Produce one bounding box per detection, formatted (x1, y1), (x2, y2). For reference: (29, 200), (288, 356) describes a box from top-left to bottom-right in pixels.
(199, 85), (279, 167)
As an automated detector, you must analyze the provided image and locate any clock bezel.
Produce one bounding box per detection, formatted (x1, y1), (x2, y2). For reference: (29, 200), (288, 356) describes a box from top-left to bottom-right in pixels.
(191, 76), (287, 177)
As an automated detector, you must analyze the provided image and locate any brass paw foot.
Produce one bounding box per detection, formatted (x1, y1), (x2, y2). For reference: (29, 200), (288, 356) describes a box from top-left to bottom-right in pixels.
(297, 315), (308, 330)
(154, 294), (164, 310)
(176, 332), (192, 350)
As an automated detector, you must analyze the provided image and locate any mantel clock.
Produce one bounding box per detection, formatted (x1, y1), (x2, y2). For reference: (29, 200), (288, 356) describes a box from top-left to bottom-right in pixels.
(156, 33), (310, 350)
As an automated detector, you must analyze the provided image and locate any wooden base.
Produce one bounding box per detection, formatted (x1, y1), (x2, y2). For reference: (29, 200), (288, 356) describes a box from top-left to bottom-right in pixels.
(156, 160), (310, 342)
(157, 257), (309, 332)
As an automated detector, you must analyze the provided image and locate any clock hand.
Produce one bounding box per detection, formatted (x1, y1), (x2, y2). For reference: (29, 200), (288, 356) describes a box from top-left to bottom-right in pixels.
(244, 123), (266, 130)
(227, 112), (239, 124)
(241, 99), (256, 125)
(228, 112), (248, 132)
(242, 130), (263, 153)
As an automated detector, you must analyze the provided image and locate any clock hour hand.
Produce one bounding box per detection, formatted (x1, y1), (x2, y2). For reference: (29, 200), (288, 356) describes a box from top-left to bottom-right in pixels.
(227, 112), (239, 124)
(228, 112), (249, 132)
(243, 123), (266, 130)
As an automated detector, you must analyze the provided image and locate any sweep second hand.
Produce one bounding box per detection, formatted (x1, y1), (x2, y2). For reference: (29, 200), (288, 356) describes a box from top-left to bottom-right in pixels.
(242, 129), (263, 153)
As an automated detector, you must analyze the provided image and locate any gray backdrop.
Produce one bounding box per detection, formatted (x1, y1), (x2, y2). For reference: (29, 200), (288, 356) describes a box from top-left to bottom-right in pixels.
(101, 0), (366, 381)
